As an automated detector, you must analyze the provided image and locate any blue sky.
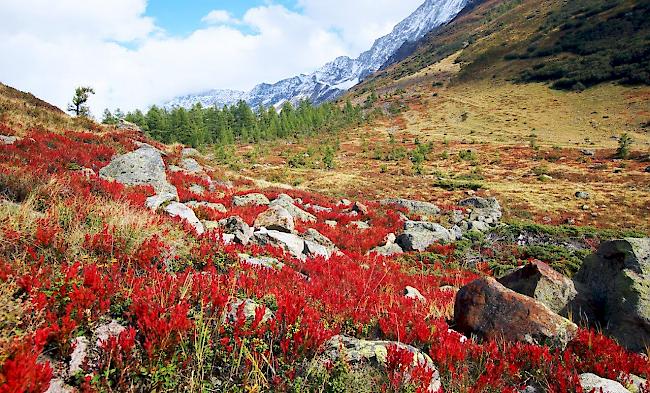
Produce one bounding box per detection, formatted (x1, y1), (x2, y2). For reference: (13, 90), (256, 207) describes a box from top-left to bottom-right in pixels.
(147, 0), (297, 36)
(0, 0), (423, 113)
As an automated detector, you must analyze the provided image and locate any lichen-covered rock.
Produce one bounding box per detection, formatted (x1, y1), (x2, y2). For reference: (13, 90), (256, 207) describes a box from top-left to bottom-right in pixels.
(145, 192), (178, 211)
(370, 233), (403, 256)
(185, 201), (227, 213)
(458, 197), (502, 226)
(579, 373), (631, 393)
(396, 221), (452, 252)
(181, 147), (200, 158)
(224, 298), (274, 324)
(269, 194), (316, 222)
(254, 228), (306, 259)
(94, 320), (126, 347)
(254, 205), (295, 232)
(238, 253), (285, 270)
(404, 286), (426, 302)
(380, 198), (441, 218)
(163, 202), (205, 235)
(45, 378), (74, 393)
(219, 216), (253, 245)
(498, 260), (578, 314)
(312, 335), (441, 392)
(188, 184), (205, 194)
(454, 277), (578, 348)
(303, 228), (337, 259)
(181, 158), (203, 174)
(68, 336), (89, 375)
(0, 135), (18, 145)
(574, 238), (650, 352)
(233, 193), (270, 207)
(351, 221), (370, 229)
(99, 146), (177, 196)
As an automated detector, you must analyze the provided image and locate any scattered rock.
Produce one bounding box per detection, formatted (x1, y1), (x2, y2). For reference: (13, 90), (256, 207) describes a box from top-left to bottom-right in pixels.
(69, 336), (89, 374)
(498, 260), (578, 314)
(145, 192), (177, 211)
(185, 201), (227, 213)
(254, 228), (306, 259)
(397, 221), (452, 252)
(458, 197), (502, 227)
(580, 149), (595, 156)
(99, 146), (177, 196)
(94, 320), (126, 347)
(538, 174), (553, 181)
(219, 216), (253, 245)
(270, 194), (317, 222)
(45, 378), (74, 393)
(312, 335), (441, 392)
(404, 286), (426, 302)
(254, 205), (295, 233)
(164, 202), (205, 235)
(574, 238), (650, 352)
(304, 203), (332, 213)
(0, 135), (18, 145)
(579, 373), (631, 393)
(351, 220), (371, 230)
(370, 233), (404, 256)
(325, 220), (337, 227)
(225, 298), (274, 324)
(181, 158), (203, 174)
(337, 199), (352, 207)
(352, 201), (369, 215)
(181, 147), (200, 158)
(188, 184), (205, 194)
(575, 191), (590, 199)
(238, 253), (285, 270)
(117, 119), (141, 132)
(380, 198), (440, 218)
(454, 277), (578, 348)
(233, 193), (270, 207)
(303, 228), (335, 250)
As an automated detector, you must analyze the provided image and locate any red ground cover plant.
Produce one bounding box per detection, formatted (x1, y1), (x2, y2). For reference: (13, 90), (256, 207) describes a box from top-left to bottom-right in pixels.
(1, 129), (649, 392)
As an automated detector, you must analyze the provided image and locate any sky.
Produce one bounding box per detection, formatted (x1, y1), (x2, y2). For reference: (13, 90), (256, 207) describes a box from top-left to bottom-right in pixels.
(0, 0), (423, 116)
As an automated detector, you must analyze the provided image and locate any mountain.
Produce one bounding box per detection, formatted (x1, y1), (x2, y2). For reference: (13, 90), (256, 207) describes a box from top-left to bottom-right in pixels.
(164, 0), (470, 109)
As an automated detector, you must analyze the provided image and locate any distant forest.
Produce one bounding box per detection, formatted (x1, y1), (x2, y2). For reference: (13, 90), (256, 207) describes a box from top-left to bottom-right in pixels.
(104, 100), (366, 147)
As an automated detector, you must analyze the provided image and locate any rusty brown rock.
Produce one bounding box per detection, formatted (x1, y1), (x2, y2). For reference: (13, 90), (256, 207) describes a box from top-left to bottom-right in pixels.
(454, 277), (578, 348)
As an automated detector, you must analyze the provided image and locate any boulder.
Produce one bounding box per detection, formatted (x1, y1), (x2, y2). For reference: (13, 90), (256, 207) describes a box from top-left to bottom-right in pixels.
(370, 233), (404, 256)
(164, 202), (205, 235)
(404, 286), (426, 302)
(579, 373), (631, 393)
(270, 194), (316, 222)
(303, 229), (337, 258)
(224, 298), (274, 325)
(0, 135), (18, 145)
(94, 320), (126, 347)
(254, 205), (295, 232)
(351, 221), (371, 230)
(99, 146), (177, 196)
(185, 201), (227, 213)
(312, 335), (441, 392)
(69, 336), (89, 374)
(116, 119), (141, 132)
(380, 198), (441, 218)
(458, 197), (502, 226)
(254, 228), (306, 259)
(145, 192), (177, 211)
(45, 378), (74, 393)
(181, 147), (200, 158)
(396, 221), (452, 252)
(575, 191), (590, 199)
(498, 260), (578, 315)
(352, 201), (369, 215)
(188, 184), (205, 194)
(574, 238), (650, 352)
(181, 158), (203, 174)
(219, 216), (253, 245)
(580, 149), (595, 156)
(238, 253), (285, 270)
(454, 277), (578, 348)
(233, 193), (270, 207)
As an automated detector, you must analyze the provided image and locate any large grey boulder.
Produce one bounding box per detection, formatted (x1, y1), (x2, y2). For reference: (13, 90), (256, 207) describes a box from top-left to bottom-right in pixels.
(185, 201), (227, 213)
(0, 135), (18, 145)
(311, 335), (441, 392)
(164, 202), (205, 235)
(380, 198), (440, 218)
(574, 238), (650, 352)
(458, 197), (502, 226)
(219, 216), (253, 245)
(181, 157), (203, 174)
(579, 373), (631, 393)
(370, 233), (404, 256)
(396, 221), (452, 252)
(254, 228), (306, 259)
(99, 146), (177, 196)
(254, 205), (295, 232)
(145, 192), (178, 211)
(270, 194), (316, 222)
(233, 193), (270, 207)
(498, 260), (578, 315)
(303, 228), (337, 259)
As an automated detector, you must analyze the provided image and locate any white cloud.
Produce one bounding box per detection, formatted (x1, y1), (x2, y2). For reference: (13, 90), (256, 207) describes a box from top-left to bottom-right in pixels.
(0, 0), (424, 116)
(201, 10), (238, 25)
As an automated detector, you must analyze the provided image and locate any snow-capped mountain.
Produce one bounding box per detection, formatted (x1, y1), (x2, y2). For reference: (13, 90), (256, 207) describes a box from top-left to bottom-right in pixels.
(165, 0), (469, 109)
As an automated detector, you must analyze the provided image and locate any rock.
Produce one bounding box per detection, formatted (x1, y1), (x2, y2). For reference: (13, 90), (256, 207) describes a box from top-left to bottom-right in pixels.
(69, 336), (89, 374)
(370, 233), (404, 256)
(579, 373), (631, 393)
(99, 146), (177, 196)
(45, 378), (74, 393)
(645, 166), (650, 173)
(575, 191), (590, 199)
(404, 286), (426, 302)
(498, 260), (578, 314)
(181, 147), (200, 158)
(225, 298), (274, 324)
(254, 205), (295, 232)
(270, 194), (316, 222)
(0, 135), (18, 145)
(303, 229), (337, 259)
(580, 149), (595, 156)
(351, 221), (370, 229)
(337, 199), (352, 207)
(164, 202), (205, 235)
(188, 184), (205, 194)
(145, 192), (178, 211)
(254, 228), (306, 259)
(468, 220), (490, 232)
(304, 203), (332, 213)
(396, 221), (452, 252)
(181, 158), (203, 174)
(312, 335), (441, 392)
(325, 220), (337, 227)
(380, 198), (441, 218)
(233, 193), (270, 207)
(538, 174), (553, 181)
(238, 253), (285, 270)
(458, 197), (502, 226)
(574, 238), (650, 352)
(117, 119), (141, 132)
(94, 320), (126, 347)
(454, 277), (578, 348)
(185, 201), (227, 213)
(352, 201), (369, 215)
(219, 216), (253, 245)
(627, 374), (648, 393)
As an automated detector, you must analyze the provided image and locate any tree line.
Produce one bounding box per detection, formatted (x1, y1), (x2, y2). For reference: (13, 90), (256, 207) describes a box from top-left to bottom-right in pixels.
(103, 99), (365, 147)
